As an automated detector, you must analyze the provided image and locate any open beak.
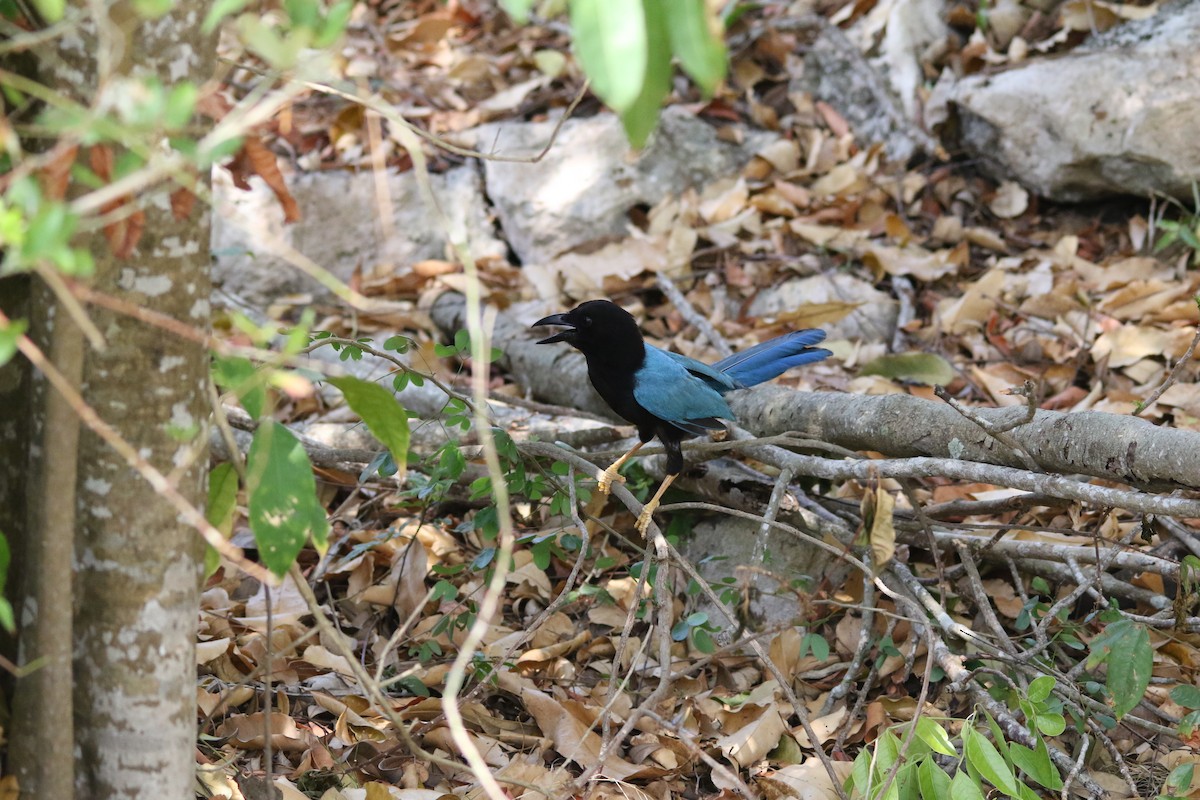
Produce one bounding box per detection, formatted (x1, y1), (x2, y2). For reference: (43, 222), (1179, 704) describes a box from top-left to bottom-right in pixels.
(532, 313), (576, 344)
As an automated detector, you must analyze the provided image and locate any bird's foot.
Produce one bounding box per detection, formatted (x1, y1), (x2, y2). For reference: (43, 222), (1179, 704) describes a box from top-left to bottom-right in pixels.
(635, 503), (657, 536)
(596, 467), (626, 496)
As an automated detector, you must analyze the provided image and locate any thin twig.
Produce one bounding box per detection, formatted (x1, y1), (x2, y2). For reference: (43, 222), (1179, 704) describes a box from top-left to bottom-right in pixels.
(658, 271), (733, 357)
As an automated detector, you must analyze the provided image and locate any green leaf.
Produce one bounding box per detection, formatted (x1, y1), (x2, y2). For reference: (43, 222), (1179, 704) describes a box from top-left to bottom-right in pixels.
(204, 462), (240, 576)
(949, 769), (986, 800)
(1026, 675), (1054, 703)
(860, 352), (956, 386)
(1009, 738), (1062, 791)
(131, 0), (172, 19)
(1167, 763), (1195, 795)
(963, 727), (1020, 797)
(163, 83), (198, 129)
(666, 0), (727, 95)
(1173, 684), (1200, 709)
(1087, 618), (1152, 719)
(0, 317), (27, 367)
(914, 717), (957, 757)
(918, 758), (952, 800)
(212, 355), (267, 419)
(568, 0), (647, 113)
(314, 0), (353, 47)
(1035, 712), (1065, 736)
(501, 0), (534, 23)
(246, 421), (329, 576)
(29, 0), (64, 22)
(619, 0), (670, 147)
(801, 632), (830, 661)
(692, 626), (715, 653)
(203, 0), (248, 32)
(327, 376), (409, 480)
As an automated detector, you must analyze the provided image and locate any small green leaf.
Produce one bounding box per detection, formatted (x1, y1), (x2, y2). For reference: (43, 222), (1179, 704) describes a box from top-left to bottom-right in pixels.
(1009, 738), (1062, 791)
(568, 0), (647, 113)
(203, 0), (248, 32)
(914, 717), (957, 757)
(131, 0), (173, 19)
(163, 83), (198, 129)
(964, 727), (1020, 797)
(619, 0), (669, 147)
(327, 376), (409, 480)
(1087, 618), (1152, 719)
(801, 632), (830, 661)
(1035, 712), (1065, 736)
(29, 0), (64, 22)
(212, 355), (267, 419)
(246, 421), (329, 576)
(692, 626), (715, 653)
(204, 462), (240, 576)
(1167, 763), (1195, 795)
(0, 317), (28, 366)
(860, 352), (956, 385)
(918, 757), (952, 800)
(949, 769), (986, 800)
(314, 0), (353, 47)
(1026, 675), (1054, 703)
(501, 0), (534, 23)
(1173, 684), (1200, 709)
(667, 0), (727, 95)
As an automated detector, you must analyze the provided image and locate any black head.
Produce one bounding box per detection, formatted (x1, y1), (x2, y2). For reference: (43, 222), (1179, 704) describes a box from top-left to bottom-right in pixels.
(532, 300), (642, 353)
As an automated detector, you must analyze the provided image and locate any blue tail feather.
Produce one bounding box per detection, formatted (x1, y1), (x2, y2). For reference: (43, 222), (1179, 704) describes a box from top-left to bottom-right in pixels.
(715, 329), (831, 387)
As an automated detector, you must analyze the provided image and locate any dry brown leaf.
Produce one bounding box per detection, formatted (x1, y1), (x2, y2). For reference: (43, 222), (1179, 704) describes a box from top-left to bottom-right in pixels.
(938, 269), (1006, 334)
(217, 711), (318, 751)
(791, 707), (847, 749)
(170, 185), (196, 221)
(715, 700), (788, 768)
(39, 143), (78, 200)
(988, 181), (1029, 219)
(229, 135), (301, 223)
(863, 243), (963, 282)
(495, 672), (649, 780)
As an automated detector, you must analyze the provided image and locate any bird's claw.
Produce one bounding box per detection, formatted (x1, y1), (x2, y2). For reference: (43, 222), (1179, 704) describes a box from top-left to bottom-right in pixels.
(635, 506), (655, 536)
(596, 468), (626, 496)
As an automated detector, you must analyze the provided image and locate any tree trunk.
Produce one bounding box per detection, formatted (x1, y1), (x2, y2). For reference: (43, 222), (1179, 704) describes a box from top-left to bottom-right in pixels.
(7, 6), (215, 798)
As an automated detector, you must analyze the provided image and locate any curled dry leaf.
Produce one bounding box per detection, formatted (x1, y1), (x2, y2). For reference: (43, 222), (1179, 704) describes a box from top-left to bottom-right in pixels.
(228, 135), (302, 223)
(988, 180), (1029, 219)
(39, 143), (78, 200)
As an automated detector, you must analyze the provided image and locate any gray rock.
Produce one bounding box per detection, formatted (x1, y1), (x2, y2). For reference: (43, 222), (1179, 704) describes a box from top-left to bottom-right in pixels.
(464, 107), (775, 265)
(681, 516), (836, 633)
(943, 0), (1200, 200)
(211, 165), (505, 305)
(748, 273), (898, 343)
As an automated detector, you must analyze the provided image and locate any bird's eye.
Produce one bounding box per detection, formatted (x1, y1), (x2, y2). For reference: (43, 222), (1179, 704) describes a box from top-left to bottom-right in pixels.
(582, 317), (593, 327)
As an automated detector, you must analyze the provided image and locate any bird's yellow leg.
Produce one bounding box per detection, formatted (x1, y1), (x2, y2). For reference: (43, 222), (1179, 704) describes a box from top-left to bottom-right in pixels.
(636, 474), (678, 536)
(597, 441), (644, 496)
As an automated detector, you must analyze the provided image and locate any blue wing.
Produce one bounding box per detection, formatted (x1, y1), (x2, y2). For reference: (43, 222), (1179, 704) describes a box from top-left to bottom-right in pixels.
(714, 329), (831, 387)
(662, 350), (743, 392)
(634, 345), (733, 434)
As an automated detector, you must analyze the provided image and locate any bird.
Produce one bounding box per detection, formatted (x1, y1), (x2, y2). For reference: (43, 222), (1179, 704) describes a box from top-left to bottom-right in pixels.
(533, 299), (831, 534)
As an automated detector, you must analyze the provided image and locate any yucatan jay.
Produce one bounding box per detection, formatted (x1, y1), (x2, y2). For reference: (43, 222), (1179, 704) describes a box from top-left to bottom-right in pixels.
(533, 300), (831, 534)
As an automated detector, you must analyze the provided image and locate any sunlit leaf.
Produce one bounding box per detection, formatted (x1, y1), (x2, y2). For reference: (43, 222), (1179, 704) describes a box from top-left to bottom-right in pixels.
(327, 376), (409, 482)
(568, 0), (647, 113)
(246, 421), (329, 576)
(667, 0), (727, 95)
(619, 0), (669, 147)
(204, 462), (239, 577)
